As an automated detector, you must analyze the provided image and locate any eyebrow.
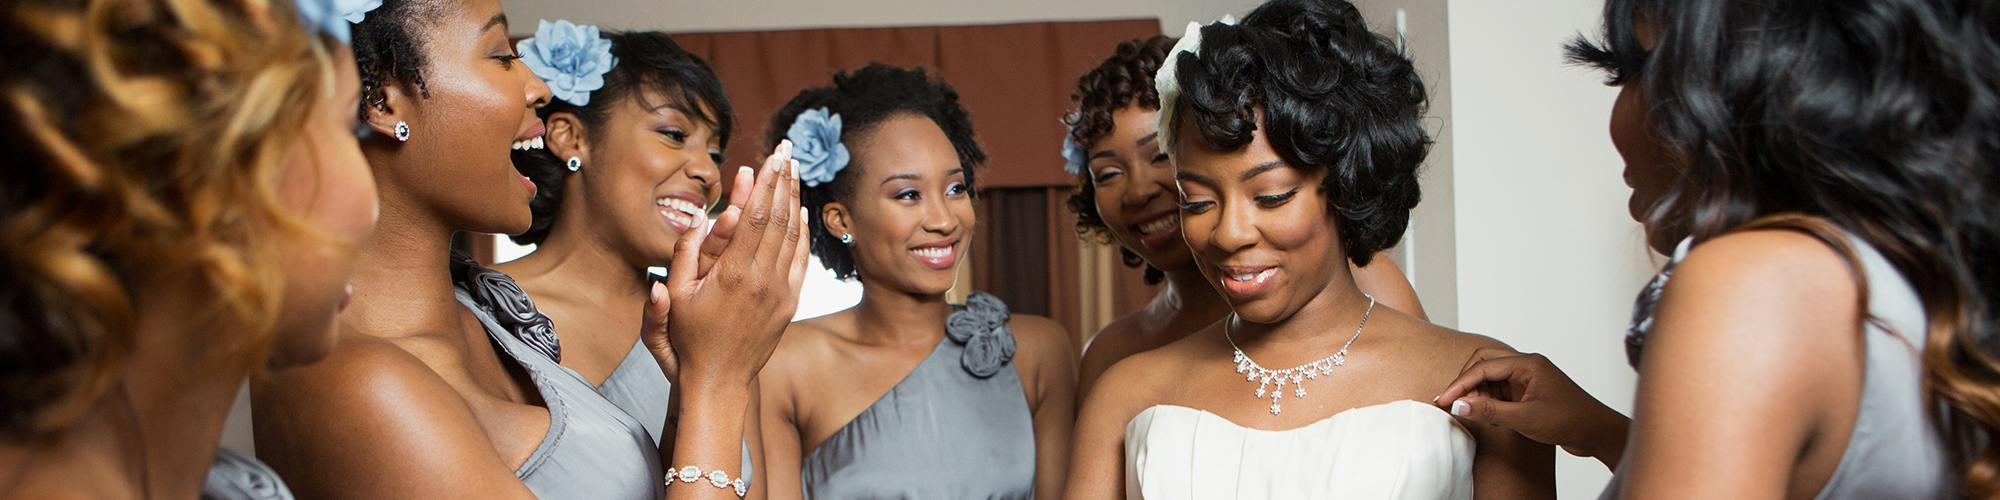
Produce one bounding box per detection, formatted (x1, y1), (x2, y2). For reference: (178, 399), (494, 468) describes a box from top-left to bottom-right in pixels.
(1239, 161), (1285, 181)
(1089, 132), (1164, 161)
(878, 167), (964, 185)
(1136, 132), (1159, 146)
(482, 13), (508, 34)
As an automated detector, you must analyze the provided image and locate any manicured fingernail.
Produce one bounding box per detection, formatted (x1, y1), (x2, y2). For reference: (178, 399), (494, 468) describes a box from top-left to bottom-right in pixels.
(1431, 396), (1439, 403)
(1451, 400), (1471, 417)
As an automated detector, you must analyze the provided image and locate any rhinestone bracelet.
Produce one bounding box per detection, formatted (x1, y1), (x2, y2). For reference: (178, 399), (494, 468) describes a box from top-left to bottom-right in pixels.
(669, 465), (747, 498)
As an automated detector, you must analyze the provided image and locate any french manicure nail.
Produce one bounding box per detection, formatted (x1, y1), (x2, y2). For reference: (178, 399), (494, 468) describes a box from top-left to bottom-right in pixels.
(1451, 400), (1471, 417)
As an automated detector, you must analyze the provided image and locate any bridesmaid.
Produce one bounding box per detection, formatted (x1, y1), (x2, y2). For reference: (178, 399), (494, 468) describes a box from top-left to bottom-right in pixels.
(250, 0), (809, 498)
(1063, 36), (1426, 397)
(757, 64), (1077, 500)
(496, 23), (759, 486)
(0, 0), (377, 498)
(1435, 0), (1998, 497)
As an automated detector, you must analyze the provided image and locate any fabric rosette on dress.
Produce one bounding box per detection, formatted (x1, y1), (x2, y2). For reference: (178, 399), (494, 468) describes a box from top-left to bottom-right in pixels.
(450, 250), (561, 362)
(518, 19), (618, 106)
(945, 292), (1017, 378)
(787, 107), (851, 187)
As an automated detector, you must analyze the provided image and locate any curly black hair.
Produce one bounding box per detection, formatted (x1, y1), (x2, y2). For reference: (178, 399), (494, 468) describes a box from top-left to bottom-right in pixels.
(764, 64), (985, 281)
(1063, 36), (1175, 285)
(1165, 0), (1428, 267)
(509, 31), (734, 245)
(350, 0), (449, 119)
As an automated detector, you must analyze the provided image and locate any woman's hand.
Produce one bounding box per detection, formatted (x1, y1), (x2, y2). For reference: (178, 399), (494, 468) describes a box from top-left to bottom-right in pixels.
(641, 148), (782, 383)
(1435, 348), (1631, 470)
(659, 140), (810, 393)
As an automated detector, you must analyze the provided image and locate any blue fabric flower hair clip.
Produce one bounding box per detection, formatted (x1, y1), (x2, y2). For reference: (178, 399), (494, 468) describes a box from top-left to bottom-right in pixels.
(1062, 133), (1088, 175)
(294, 0), (380, 43)
(787, 107), (851, 187)
(518, 20), (618, 106)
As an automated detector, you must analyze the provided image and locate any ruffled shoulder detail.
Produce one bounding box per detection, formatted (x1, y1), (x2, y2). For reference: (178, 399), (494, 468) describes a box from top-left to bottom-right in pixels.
(450, 250), (561, 362)
(202, 448), (293, 500)
(945, 292), (1017, 378)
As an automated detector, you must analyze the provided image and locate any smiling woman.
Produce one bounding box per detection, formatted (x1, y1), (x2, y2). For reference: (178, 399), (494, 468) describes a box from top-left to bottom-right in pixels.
(1062, 1), (1555, 499)
(755, 64), (1077, 500)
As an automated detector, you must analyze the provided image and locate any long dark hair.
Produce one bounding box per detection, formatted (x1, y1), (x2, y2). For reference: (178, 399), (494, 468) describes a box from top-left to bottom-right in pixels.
(1570, 0), (2000, 493)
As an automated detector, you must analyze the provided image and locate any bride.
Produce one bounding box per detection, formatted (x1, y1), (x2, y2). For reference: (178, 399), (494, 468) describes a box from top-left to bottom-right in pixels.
(1063, 0), (1555, 498)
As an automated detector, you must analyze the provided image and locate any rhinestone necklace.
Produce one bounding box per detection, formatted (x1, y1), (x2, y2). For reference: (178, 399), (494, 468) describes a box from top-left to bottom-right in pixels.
(1226, 295), (1375, 415)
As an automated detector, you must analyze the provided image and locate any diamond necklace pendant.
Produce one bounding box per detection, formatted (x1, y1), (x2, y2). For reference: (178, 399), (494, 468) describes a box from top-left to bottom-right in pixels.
(1228, 295), (1375, 415)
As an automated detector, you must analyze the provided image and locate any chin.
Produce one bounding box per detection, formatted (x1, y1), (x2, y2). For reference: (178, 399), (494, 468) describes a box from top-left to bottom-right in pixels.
(266, 317), (339, 370)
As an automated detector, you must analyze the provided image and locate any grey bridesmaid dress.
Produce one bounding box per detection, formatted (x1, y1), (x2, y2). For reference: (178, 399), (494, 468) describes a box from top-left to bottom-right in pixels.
(799, 292), (1037, 500)
(452, 253), (666, 500)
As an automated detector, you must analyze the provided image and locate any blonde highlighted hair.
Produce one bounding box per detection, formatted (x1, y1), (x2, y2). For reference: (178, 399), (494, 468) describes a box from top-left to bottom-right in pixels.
(1, 0), (332, 437)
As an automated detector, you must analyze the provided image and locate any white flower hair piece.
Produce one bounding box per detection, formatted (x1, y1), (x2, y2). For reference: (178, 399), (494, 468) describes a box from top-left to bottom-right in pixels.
(518, 19), (618, 106)
(1155, 14), (1236, 161)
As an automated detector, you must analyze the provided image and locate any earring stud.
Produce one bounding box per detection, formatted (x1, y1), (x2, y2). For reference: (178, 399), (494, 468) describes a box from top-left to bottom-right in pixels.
(393, 122), (410, 142)
(566, 157), (582, 172)
(839, 234), (853, 244)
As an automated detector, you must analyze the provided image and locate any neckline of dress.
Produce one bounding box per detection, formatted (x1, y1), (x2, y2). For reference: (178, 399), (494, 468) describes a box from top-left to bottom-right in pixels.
(1133, 399), (1461, 434)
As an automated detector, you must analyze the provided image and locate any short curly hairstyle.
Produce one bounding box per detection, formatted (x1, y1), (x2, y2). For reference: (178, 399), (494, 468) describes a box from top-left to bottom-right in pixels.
(1063, 36), (1175, 285)
(510, 31), (734, 245)
(1165, 0), (1428, 267)
(764, 64), (985, 281)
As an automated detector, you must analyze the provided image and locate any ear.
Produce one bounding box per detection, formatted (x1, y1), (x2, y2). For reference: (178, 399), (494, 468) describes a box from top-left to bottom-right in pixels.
(822, 201), (853, 242)
(546, 112), (588, 165)
(364, 82), (415, 140)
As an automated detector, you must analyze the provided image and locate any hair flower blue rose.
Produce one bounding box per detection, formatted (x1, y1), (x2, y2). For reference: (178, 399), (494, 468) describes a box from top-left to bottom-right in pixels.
(787, 107), (851, 187)
(294, 0), (380, 43)
(518, 19), (618, 106)
(1062, 133), (1088, 175)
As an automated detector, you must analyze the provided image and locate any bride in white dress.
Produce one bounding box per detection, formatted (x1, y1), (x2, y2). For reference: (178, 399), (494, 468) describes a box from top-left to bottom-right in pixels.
(1063, 1), (1555, 499)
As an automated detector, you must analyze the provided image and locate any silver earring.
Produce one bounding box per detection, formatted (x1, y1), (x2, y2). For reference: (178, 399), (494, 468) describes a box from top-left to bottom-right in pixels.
(393, 122), (410, 142)
(839, 234), (853, 244)
(566, 157), (582, 172)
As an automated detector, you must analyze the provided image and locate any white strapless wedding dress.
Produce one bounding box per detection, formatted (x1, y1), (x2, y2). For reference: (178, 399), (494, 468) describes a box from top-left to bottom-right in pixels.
(1124, 399), (1474, 500)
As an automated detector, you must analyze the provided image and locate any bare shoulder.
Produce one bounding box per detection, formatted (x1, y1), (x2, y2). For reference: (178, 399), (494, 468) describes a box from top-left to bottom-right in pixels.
(1673, 229), (1857, 300)
(1007, 313), (1075, 363)
(1084, 327), (1203, 414)
(764, 313), (847, 378)
(1079, 315), (1152, 385)
(256, 333), (468, 426)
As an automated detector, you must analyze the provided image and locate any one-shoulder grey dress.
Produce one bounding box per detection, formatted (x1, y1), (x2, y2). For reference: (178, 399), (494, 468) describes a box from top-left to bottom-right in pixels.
(800, 292), (1037, 500)
(599, 337), (755, 485)
(453, 254), (665, 500)
(1602, 235), (1952, 499)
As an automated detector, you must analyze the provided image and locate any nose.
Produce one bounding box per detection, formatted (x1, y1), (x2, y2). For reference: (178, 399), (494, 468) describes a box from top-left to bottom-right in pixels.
(921, 196), (961, 235)
(686, 150), (721, 189)
(524, 70), (552, 109)
(1209, 197), (1258, 254)
(1122, 160), (1167, 208)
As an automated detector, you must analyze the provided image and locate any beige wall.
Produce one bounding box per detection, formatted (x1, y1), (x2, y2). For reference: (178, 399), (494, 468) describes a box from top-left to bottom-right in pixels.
(1445, 0), (1652, 497)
